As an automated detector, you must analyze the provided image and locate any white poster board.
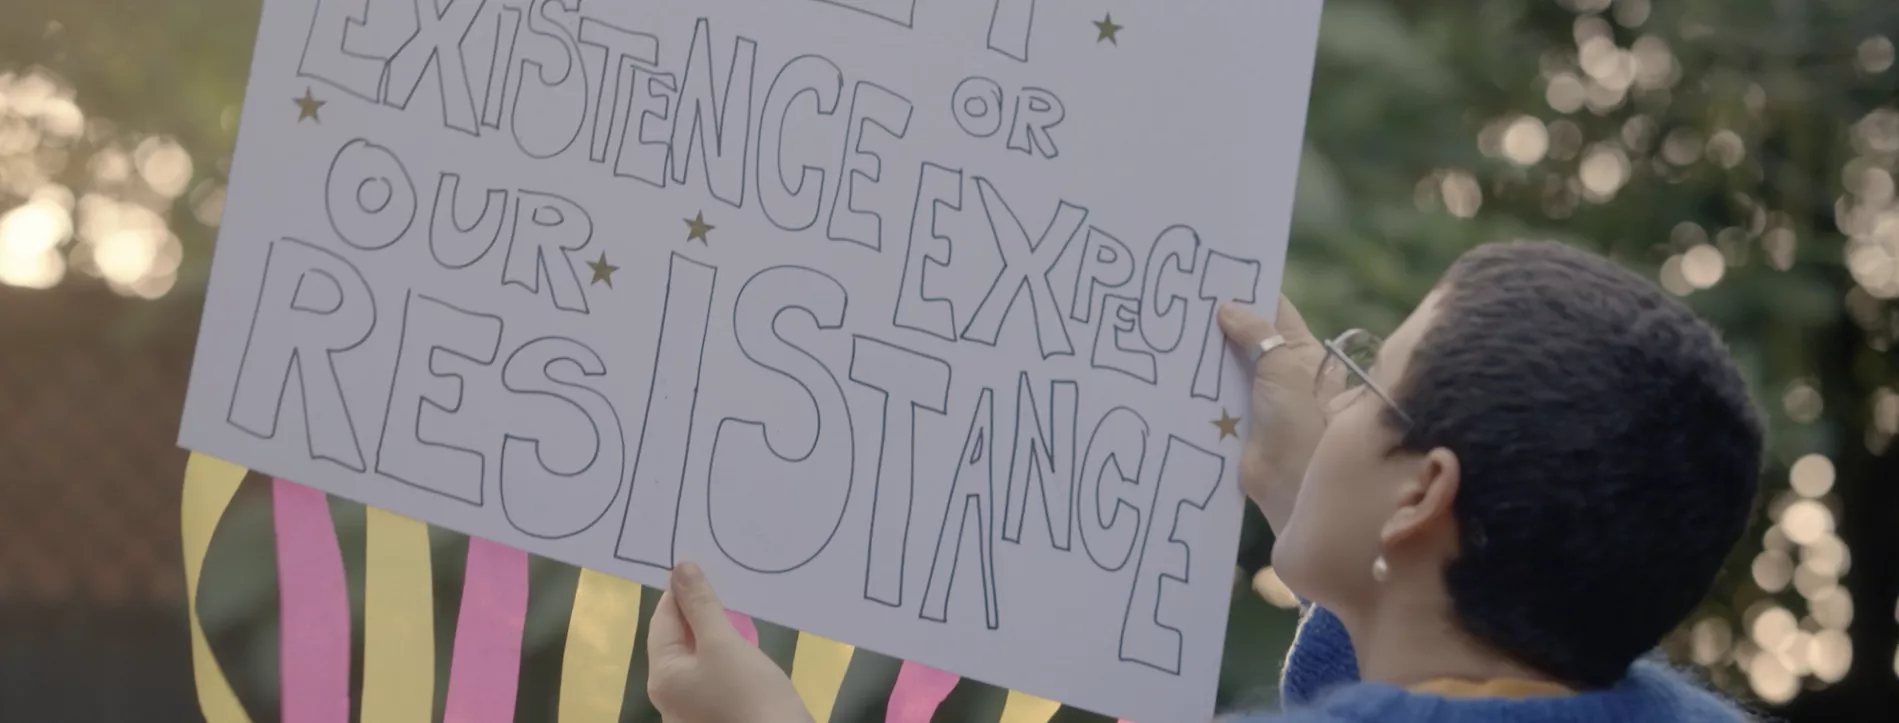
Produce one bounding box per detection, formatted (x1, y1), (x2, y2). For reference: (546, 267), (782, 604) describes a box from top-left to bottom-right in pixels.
(180, 1), (1322, 721)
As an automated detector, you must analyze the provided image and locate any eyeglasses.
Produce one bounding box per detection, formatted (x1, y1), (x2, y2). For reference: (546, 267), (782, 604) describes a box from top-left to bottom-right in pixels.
(1315, 329), (1412, 426)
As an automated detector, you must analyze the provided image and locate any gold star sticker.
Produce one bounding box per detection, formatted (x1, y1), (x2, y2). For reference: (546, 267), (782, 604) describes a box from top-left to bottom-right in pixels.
(1213, 409), (1241, 440)
(1095, 13), (1123, 45)
(684, 211), (715, 244)
(294, 87), (326, 123)
(587, 252), (620, 287)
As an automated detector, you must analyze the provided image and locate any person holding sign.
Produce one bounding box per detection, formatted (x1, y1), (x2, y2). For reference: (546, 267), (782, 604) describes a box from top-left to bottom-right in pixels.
(644, 241), (1759, 723)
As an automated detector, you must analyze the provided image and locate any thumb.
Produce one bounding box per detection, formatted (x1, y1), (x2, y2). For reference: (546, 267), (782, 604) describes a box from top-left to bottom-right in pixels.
(669, 561), (739, 646)
(1218, 301), (1281, 353)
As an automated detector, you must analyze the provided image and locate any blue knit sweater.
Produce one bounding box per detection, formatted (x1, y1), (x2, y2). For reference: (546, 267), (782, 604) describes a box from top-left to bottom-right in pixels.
(1233, 606), (1756, 722)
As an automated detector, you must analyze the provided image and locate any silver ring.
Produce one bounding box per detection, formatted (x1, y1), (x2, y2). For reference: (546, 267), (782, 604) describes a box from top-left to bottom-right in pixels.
(1254, 334), (1287, 362)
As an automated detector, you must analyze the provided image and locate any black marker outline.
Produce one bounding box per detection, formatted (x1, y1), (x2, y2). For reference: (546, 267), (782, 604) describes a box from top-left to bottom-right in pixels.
(958, 177), (1083, 358)
(382, 0), (489, 136)
(577, 16), (662, 164)
(611, 67), (678, 189)
(498, 335), (627, 539)
(825, 81), (914, 252)
(919, 386), (1002, 630)
(479, 4), (524, 129)
(807, 0), (917, 28)
(429, 171), (509, 269)
(984, 0), (1037, 62)
(668, 18), (757, 210)
(500, 190), (594, 314)
(1068, 225), (1133, 325)
(848, 334), (952, 608)
(226, 237), (377, 474)
(1001, 372), (1076, 551)
(1077, 405), (1148, 573)
(1090, 294), (1157, 386)
(706, 265), (856, 574)
(1117, 435), (1225, 676)
(507, 0), (589, 161)
(297, 0), (391, 104)
(614, 252), (718, 570)
(372, 291), (502, 505)
(950, 76), (1006, 139)
(1139, 224), (1202, 354)
(757, 54), (844, 233)
(891, 162), (965, 343)
(1003, 86), (1063, 159)
(1189, 250), (1261, 402)
(326, 138), (418, 252)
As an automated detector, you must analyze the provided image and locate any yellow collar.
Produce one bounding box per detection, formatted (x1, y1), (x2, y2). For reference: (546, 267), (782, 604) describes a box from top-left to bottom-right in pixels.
(1408, 678), (1575, 700)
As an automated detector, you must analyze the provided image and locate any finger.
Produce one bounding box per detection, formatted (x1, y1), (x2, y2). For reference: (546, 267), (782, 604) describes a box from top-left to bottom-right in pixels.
(1217, 301), (1280, 351)
(1274, 294), (1319, 346)
(669, 561), (739, 646)
(647, 588), (692, 657)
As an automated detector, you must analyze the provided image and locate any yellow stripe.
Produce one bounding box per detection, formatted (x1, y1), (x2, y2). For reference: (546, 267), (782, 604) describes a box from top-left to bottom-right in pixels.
(998, 690), (1062, 723)
(181, 453), (255, 723)
(362, 507), (437, 722)
(556, 570), (645, 723)
(791, 632), (855, 723)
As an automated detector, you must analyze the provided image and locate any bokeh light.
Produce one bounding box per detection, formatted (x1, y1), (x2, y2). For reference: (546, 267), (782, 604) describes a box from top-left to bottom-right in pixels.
(0, 69), (192, 298)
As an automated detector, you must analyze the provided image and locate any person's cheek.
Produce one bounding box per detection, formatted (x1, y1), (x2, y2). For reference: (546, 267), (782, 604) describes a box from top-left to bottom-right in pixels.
(1271, 446), (1346, 599)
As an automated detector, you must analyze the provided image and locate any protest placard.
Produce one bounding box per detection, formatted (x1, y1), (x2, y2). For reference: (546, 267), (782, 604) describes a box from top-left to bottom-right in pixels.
(179, 2), (1322, 720)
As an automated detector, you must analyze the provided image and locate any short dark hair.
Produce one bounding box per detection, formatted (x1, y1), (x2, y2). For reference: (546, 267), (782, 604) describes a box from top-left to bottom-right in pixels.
(1391, 240), (1763, 688)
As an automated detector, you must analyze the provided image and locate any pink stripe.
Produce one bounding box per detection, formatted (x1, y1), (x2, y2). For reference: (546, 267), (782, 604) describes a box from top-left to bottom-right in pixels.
(725, 611), (760, 647)
(443, 538), (530, 723)
(271, 479), (352, 723)
(885, 662), (959, 723)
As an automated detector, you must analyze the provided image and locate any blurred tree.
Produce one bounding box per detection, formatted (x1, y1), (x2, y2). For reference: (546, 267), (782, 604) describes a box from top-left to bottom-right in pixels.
(2, 0), (1895, 720)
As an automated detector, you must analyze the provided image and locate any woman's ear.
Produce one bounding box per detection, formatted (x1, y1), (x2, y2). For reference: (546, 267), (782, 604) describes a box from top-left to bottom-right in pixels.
(1379, 448), (1461, 548)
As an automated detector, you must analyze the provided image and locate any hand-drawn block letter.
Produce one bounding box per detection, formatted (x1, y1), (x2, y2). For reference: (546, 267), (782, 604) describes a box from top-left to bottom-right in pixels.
(1004, 87), (1062, 159)
(1078, 406), (1149, 572)
(1140, 225), (1202, 353)
(951, 77), (1006, 139)
(500, 336), (626, 538)
(669, 19), (757, 209)
(577, 18), (661, 164)
(849, 336), (951, 607)
(1070, 226), (1134, 324)
(1091, 295), (1157, 385)
(374, 292), (502, 505)
(827, 82), (913, 251)
(384, 0), (489, 134)
(501, 191), (592, 314)
(616, 254), (717, 569)
(986, 0), (1037, 62)
(758, 55), (844, 233)
(509, 0), (588, 160)
(613, 67), (678, 188)
(1002, 373), (1076, 551)
(475, 3), (523, 129)
(227, 238), (376, 472)
(1119, 436), (1224, 675)
(1191, 251), (1261, 402)
(430, 173), (508, 269)
(327, 139), (417, 252)
(893, 163), (965, 342)
(920, 387), (1002, 630)
(707, 266), (854, 573)
(960, 179), (1083, 357)
(299, 0), (406, 103)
